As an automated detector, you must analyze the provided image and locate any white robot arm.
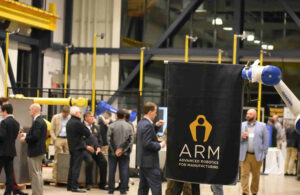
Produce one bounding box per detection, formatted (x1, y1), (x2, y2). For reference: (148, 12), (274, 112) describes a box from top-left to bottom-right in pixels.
(242, 60), (300, 133)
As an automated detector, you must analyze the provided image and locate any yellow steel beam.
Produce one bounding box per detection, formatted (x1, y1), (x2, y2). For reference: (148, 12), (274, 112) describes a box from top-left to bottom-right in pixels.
(0, 0), (58, 31)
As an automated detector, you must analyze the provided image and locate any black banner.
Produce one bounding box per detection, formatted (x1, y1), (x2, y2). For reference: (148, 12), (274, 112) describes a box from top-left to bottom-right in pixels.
(166, 62), (244, 184)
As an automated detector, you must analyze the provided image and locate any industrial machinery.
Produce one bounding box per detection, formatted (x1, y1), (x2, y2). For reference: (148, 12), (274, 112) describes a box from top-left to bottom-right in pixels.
(95, 101), (137, 122)
(242, 60), (300, 133)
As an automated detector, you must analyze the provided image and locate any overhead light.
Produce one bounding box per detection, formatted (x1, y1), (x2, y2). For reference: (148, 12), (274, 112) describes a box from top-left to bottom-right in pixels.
(261, 44), (268, 50)
(254, 40), (260, 44)
(247, 35), (255, 41)
(212, 18), (223, 25)
(223, 27), (233, 31)
(268, 45), (274, 50)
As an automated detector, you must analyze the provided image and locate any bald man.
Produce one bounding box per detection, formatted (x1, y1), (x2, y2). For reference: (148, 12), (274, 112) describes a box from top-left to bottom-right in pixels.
(20, 103), (47, 195)
(272, 115), (284, 148)
(240, 109), (269, 195)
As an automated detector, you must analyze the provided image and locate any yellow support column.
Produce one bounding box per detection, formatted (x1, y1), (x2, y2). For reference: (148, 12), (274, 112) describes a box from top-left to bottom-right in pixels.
(4, 32), (9, 97)
(139, 47), (145, 96)
(232, 34), (245, 64)
(92, 34), (97, 114)
(185, 35), (189, 62)
(257, 50), (264, 122)
(64, 47), (69, 98)
(218, 49), (223, 64)
(233, 34), (237, 64)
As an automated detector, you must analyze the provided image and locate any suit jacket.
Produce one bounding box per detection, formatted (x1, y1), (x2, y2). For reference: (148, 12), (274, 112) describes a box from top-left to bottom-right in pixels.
(25, 115), (47, 157)
(240, 121), (269, 162)
(286, 127), (298, 148)
(67, 116), (91, 152)
(84, 122), (103, 150)
(0, 116), (20, 157)
(98, 117), (111, 146)
(107, 119), (134, 156)
(50, 113), (70, 140)
(136, 118), (161, 168)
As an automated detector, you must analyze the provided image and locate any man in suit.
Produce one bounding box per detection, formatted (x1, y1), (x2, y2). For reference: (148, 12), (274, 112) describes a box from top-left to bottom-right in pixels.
(107, 109), (134, 194)
(83, 111), (107, 190)
(0, 98), (28, 195)
(20, 103), (47, 195)
(240, 109), (268, 195)
(66, 106), (91, 193)
(98, 111), (112, 155)
(0, 104), (20, 195)
(137, 102), (165, 195)
(50, 106), (70, 181)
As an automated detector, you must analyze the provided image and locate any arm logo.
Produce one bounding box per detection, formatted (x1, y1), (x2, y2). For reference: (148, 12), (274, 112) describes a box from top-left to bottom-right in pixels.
(189, 115), (212, 143)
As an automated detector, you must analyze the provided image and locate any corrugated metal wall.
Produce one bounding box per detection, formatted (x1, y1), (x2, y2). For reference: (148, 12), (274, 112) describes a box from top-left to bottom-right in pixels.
(71, 0), (120, 94)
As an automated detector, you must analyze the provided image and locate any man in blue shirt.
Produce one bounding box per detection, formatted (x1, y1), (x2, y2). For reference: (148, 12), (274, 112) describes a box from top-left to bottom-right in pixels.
(240, 109), (268, 195)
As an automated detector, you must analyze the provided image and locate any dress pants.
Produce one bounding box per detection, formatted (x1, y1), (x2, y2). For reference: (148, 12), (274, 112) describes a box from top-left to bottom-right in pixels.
(28, 155), (44, 195)
(297, 152), (300, 180)
(108, 155), (129, 193)
(240, 153), (263, 195)
(172, 182), (200, 195)
(284, 147), (298, 174)
(52, 138), (69, 180)
(165, 180), (192, 195)
(211, 184), (224, 195)
(0, 156), (14, 194)
(67, 150), (84, 190)
(138, 167), (162, 195)
(84, 151), (107, 187)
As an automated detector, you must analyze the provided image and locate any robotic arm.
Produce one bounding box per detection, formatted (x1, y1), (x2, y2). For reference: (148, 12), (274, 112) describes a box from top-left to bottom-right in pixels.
(242, 60), (300, 133)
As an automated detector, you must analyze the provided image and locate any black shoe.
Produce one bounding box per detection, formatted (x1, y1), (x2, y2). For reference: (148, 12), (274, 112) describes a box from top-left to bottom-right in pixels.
(108, 190), (114, 194)
(71, 188), (86, 193)
(86, 185), (92, 191)
(242, 193), (247, 195)
(13, 190), (28, 195)
(99, 185), (108, 190)
(120, 191), (127, 195)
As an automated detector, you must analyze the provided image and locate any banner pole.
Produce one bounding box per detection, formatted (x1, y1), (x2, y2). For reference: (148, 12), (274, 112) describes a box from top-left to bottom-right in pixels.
(257, 50), (264, 121)
(185, 35), (189, 62)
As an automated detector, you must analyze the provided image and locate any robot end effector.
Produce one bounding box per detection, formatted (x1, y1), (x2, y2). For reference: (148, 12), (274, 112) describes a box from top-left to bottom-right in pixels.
(241, 60), (300, 132)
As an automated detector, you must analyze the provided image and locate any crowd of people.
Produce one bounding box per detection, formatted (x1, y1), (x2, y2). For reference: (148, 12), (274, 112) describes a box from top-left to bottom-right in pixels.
(1, 97), (300, 195)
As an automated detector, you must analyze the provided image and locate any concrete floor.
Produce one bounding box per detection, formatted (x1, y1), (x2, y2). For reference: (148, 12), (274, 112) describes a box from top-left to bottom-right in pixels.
(1, 175), (300, 195)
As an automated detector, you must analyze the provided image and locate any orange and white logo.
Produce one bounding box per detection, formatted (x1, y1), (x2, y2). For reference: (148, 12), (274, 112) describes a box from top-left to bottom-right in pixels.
(189, 115), (212, 143)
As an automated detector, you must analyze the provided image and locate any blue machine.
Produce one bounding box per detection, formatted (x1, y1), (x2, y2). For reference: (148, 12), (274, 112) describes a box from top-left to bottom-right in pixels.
(242, 60), (300, 133)
(95, 101), (137, 122)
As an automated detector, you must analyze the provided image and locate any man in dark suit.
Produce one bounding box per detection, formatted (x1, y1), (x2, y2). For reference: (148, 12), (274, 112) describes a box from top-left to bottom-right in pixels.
(20, 103), (47, 195)
(0, 98), (28, 195)
(137, 102), (165, 195)
(0, 104), (20, 195)
(66, 106), (91, 193)
(83, 111), (107, 190)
